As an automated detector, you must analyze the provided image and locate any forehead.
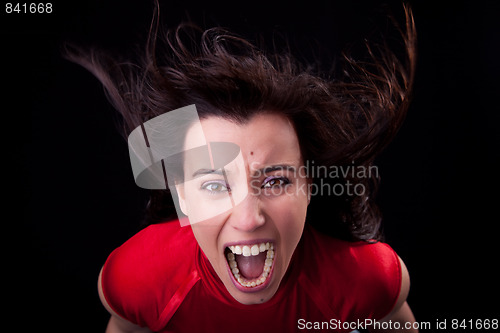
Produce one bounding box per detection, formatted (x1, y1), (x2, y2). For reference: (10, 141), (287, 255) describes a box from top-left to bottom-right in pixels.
(184, 113), (302, 167)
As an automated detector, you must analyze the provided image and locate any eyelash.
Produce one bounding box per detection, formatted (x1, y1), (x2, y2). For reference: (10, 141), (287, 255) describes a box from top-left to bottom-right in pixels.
(261, 176), (290, 189)
(200, 176), (291, 194)
(200, 180), (229, 194)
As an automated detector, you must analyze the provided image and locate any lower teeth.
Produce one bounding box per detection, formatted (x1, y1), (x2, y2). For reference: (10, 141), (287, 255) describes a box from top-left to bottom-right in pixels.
(226, 247), (275, 288)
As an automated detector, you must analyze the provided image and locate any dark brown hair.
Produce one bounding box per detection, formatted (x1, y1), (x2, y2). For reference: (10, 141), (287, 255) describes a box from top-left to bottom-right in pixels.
(63, 6), (416, 241)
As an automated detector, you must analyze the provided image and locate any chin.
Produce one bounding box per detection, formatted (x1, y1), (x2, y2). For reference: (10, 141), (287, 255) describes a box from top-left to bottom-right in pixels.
(225, 277), (280, 305)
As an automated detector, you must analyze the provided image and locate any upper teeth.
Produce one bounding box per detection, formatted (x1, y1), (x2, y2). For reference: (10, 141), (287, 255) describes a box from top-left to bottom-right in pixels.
(228, 242), (273, 257)
(226, 242), (276, 288)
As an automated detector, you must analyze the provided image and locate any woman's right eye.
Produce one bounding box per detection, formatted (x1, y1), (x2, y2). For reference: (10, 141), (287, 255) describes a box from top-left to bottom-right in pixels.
(201, 181), (229, 194)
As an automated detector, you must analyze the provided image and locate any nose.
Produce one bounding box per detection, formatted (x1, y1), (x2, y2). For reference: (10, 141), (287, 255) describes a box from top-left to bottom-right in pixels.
(228, 194), (265, 232)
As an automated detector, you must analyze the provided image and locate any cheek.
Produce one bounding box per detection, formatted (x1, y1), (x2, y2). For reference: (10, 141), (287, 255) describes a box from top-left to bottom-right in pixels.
(183, 184), (234, 224)
(270, 190), (308, 255)
(190, 218), (225, 259)
(284, 207), (307, 245)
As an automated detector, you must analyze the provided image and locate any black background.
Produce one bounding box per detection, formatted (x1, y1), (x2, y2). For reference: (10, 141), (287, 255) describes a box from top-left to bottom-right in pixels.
(6, 0), (499, 331)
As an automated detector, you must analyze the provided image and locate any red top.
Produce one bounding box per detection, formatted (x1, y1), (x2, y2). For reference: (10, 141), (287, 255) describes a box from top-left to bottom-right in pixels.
(101, 221), (401, 332)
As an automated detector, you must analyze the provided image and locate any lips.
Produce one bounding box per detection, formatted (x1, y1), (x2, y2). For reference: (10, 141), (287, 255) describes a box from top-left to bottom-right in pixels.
(224, 241), (276, 292)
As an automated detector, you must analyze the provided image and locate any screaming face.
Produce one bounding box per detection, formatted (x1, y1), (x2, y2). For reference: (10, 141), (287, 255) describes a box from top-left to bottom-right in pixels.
(177, 112), (310, 304)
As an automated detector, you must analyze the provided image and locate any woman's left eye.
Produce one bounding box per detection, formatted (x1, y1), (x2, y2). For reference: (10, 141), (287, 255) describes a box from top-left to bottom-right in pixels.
(262, 177), (290, 188)
(201, 181), (229, 193)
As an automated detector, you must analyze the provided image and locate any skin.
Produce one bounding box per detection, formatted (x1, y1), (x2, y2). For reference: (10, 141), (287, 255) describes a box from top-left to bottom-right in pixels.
(98, 113), (418, 332)
(178, 113), (311, 305)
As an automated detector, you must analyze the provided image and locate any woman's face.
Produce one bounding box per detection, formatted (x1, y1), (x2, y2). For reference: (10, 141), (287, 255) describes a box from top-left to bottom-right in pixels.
(177, 112), (310, 304)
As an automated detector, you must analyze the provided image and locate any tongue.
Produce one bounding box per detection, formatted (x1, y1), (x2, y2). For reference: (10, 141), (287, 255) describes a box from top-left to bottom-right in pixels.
(235, 252), (266, 279)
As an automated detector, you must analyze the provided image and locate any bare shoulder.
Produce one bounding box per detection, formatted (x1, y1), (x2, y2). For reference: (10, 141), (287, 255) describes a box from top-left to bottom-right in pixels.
(373, 257), (418, 332)
(397, 257), (411, 311)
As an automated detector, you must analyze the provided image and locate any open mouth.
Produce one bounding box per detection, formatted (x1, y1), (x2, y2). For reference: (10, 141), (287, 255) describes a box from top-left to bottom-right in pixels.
(224, 241), (275, 291)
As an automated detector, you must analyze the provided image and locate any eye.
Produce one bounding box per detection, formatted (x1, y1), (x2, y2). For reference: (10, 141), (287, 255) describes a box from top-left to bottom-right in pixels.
(201, 180), (229, 194)
(262, 176), (290, 188)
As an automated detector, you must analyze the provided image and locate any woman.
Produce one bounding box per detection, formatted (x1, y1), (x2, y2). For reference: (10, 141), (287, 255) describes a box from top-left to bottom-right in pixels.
(66, 5), (418, 332)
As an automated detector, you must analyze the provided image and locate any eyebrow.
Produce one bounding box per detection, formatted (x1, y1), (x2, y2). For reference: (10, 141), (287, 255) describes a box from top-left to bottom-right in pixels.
(192, 164), (296, 178)
(255, 165), (296, 176)
(192, 168), (224, 177)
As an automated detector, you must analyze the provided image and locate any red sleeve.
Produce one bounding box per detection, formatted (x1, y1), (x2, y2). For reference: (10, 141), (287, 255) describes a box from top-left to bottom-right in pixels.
(348, 241), (402, 320)
(302, 226), (402, 322)
(100, 221), (199, 330)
